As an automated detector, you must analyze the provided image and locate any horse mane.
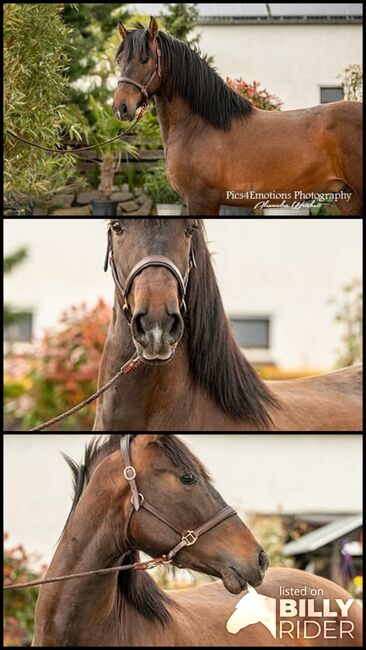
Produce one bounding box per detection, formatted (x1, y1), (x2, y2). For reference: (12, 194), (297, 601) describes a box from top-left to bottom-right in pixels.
(116, 27), (252, 130)
(117, 549), (175, 626)
(63, 434), (216, 626)
(186, 226), (279, 429)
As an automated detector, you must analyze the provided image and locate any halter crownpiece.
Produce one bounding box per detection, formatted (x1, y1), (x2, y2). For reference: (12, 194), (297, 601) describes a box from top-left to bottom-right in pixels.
(120, 434), (237, 562)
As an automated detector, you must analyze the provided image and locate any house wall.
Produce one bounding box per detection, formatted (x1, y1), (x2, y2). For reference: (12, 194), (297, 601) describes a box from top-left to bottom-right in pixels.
(194, 24), (362, 109)
(205, 218), (362, 369)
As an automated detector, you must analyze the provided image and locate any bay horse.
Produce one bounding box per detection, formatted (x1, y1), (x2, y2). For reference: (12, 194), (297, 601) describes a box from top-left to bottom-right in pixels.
(33, 434), (362, 646)
(112, 18), (362, 216)
(94, 219), (362, 432)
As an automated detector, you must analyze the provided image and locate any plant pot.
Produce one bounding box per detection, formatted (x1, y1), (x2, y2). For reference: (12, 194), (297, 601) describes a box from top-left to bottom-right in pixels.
(220, 206), (252, 215)
(156, 203), (183, 216)
(91, 200), (119, 216)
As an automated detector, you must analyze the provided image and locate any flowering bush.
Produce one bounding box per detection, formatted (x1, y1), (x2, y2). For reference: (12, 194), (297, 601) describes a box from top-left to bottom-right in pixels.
(227, 78), (283, 111)
(4, 534), (42, 646)
(22, 300), (111, 431)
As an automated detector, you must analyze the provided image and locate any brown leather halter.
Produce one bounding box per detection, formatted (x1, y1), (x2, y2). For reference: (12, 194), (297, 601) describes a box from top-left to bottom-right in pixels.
(121, 434), (237, 563)
(118, 46), (162, 107)
(104, 225), (197, 322)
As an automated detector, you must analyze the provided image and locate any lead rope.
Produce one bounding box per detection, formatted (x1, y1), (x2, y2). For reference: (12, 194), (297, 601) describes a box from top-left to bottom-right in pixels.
(6, 106), (146, 155)
(28, 354), (142, 431)
(3, 555), (172, 591)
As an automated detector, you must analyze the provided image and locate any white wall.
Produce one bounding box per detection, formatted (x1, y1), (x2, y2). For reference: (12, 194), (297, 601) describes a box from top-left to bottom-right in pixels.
(195, 24), (362, 109)
(4, 219), (362, 370)
(4, 434), (362, 566)
(183, 434), (362, 515)
(205, 218), (362, 369)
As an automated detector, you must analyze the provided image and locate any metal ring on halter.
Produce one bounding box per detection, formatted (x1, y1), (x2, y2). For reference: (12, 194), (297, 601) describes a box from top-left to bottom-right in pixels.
(131, 493), (145, 507)
(124, 466), (137, 481)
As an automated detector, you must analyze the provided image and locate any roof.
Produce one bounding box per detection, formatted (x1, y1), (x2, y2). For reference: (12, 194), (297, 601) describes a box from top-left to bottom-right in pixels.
(283, 514), (363, 556)
(134, 3), (363, 21)
(269, 4), (362, 17)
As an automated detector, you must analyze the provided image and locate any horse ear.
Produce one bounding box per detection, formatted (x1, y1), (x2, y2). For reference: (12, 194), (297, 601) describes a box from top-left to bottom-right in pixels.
(148, 16), (159, 41)
(118, 22), (129, 40)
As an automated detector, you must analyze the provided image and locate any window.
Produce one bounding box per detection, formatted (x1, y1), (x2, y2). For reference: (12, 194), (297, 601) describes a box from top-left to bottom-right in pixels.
(320, 87), (343, 103)
(4, 313), (33, 342)
(230, 317), (270, 349)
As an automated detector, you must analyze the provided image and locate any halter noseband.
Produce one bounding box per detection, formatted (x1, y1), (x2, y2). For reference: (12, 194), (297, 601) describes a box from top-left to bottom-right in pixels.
(121, 434), (237, 562)
(118, 47), (162, 106)
(104, 226), (196, 322)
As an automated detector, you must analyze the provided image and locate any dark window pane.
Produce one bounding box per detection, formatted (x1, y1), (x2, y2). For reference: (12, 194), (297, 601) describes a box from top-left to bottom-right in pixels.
(231, 318), (270, 349)
(4, 313), (33, 342)
(320, 87), (343, 103)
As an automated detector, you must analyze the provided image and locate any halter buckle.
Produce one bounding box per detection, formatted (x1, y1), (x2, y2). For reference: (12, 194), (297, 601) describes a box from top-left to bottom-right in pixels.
(182, 531), (198, 547)
(124, 466), (137, 481)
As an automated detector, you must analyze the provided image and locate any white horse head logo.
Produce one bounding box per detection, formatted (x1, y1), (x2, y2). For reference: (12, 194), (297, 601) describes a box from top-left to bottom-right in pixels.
(226, 585), (277, 638)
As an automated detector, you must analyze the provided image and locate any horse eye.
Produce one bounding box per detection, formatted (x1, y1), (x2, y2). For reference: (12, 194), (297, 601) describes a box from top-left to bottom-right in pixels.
(181, 473), (196, 485)
(185, 223), (198, 238)
(111, 221), (124, 234)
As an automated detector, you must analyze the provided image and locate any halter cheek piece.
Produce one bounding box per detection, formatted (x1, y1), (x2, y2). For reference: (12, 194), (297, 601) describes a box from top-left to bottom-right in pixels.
(121, 435), (237, 562)
(104, 226), (197, 322)
(118, 46), (162, 107)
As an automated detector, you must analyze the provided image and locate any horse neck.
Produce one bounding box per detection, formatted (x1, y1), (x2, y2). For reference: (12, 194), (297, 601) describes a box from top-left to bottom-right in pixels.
(33, 457), (154, 646)
(33, 457), (164, 647)
(154, 94), (205, 146)
(95, 299), (195, 431)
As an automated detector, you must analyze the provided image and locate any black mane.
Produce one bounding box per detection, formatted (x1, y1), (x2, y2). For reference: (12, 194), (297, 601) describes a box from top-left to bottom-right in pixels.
(116, 28), (252, 129)
(186, 225), (279, 429)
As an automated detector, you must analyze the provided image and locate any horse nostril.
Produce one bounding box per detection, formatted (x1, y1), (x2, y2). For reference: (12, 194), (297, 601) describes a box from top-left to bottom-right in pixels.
(120, 104), (128, 118)
(258, 550), (269, 573)
(132, 311), (148, 343)
(168, 313), (184, 343)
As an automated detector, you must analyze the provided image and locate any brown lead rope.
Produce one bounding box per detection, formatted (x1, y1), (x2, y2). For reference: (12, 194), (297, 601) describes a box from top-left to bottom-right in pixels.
(6, 107), (146, 155)
(3, 556), (172, 591)
(29, 354), (142, 431)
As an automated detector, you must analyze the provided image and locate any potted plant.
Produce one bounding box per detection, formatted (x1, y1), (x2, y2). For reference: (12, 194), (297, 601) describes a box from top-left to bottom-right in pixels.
(87, 97), (138, 216)
(144, 162), (183, 215)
